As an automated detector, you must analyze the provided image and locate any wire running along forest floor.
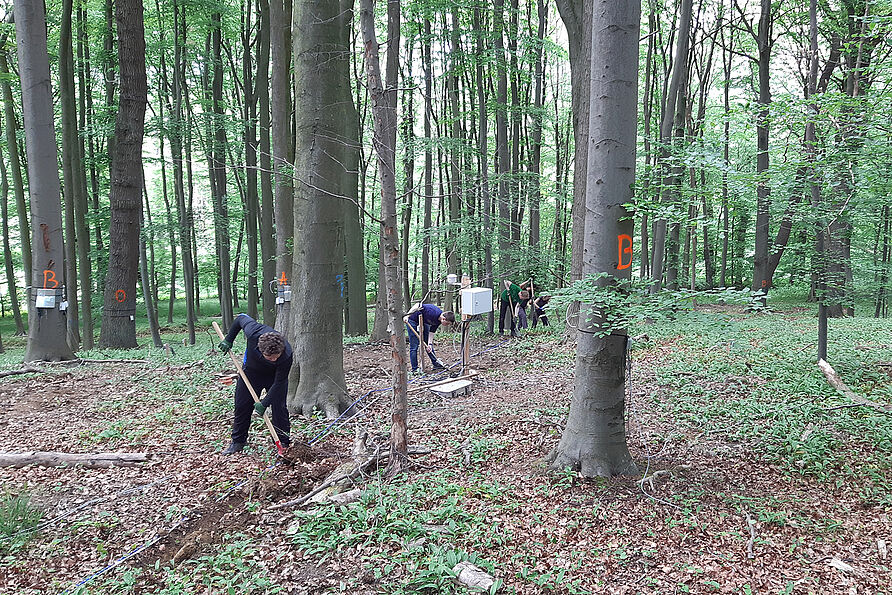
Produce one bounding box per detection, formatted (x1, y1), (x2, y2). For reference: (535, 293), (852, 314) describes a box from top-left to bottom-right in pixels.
(0, 309), (891, 593)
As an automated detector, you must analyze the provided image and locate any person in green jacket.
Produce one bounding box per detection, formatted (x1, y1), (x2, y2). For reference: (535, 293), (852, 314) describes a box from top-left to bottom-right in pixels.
(499, 278), (531, 337)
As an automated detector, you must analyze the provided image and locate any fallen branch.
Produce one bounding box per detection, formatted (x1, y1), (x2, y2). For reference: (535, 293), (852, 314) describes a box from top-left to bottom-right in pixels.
(0, 451), (150, 469)
(0, 365), (45, 378)
(270, 447), (383, 510)
(818, 359), (892, 414)
(745, 512), (756, 559)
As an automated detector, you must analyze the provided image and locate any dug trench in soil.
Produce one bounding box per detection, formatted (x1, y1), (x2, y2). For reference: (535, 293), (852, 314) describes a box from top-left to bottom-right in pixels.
(131, 444), (337, 568)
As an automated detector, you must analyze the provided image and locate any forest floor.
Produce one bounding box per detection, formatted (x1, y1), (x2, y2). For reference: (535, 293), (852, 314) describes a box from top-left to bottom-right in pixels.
(1, 306), (892, 594)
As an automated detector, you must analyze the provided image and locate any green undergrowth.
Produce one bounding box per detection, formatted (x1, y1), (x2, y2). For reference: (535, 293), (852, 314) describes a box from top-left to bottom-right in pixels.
(636, 309), (892, 504)
(71, 533), (279, 594)
(287, 470), (504, 594)
(0, 490), (43, 555)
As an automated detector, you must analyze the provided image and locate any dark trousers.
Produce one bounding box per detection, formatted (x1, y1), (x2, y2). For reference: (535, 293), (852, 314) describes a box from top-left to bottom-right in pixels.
(232, 371), (290, 446)
(531, 308), (549, 328)
(498, 299), (517, 335)
(406, 320), (437, 371)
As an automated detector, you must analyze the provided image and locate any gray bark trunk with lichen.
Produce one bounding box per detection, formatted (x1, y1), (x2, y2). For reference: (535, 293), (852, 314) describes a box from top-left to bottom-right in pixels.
(547, 0), (640, 478)
(287, 0), (351, 418)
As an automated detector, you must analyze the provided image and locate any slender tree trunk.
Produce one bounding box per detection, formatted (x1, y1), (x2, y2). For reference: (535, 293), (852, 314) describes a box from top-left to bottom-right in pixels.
(494, 0), (511, 278)
(420, 18), (434, 303)
(751, 0), (773, 302)
(529, 0), (547, 252)
(99, 0), (146, 349)
(271, 0), (295, 332)
(209, 12), (234, 328)
(359, 0), (409, 479)
(475, 7), (494, 333)
(400, 29), (415, 310)
(257, 0), (276, 325)
(140, 173), (162, 348)
(59, 0), (82, 350)
(343, 12), (367, 336)
(649, 0), (692, 293)
(171, 3), (196, 343)
(0, 141), (25, 335)
(0, 49), (32, 288)
(15, 0), (76, 362)
(237, 2), (260, 320)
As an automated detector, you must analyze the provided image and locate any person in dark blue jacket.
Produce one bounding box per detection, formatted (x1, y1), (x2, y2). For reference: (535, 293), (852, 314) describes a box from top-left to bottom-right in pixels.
(403, 304), (455, 374)
(217, 314), (293, 454)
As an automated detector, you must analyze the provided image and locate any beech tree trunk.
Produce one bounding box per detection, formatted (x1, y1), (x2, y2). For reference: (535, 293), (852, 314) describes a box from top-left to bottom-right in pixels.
(0, 142), (25, 335)
(548, 0), (640, 478)
(257, 0), (277, 326)
(15, 0), (76, 362)
(0, 47), (32, 284)
(287, 0), (351, 417)
(343, 0), (367, 336)
(360, 0), (409, 479)
(271, 0), (295, 332)
(99, 0), (146, 349)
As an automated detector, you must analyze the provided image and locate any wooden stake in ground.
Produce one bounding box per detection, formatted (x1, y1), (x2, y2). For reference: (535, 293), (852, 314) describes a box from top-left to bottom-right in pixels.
(212, 322), (284, 455)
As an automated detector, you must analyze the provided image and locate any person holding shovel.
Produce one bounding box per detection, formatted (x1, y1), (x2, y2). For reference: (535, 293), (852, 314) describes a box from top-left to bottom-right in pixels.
(499, 279), (531, 337)
(404, 304), (455, 374)
(217, 314), (293, 455)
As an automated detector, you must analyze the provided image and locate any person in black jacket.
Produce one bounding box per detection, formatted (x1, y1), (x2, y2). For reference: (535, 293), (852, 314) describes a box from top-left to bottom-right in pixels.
(217, 314), (293, 454)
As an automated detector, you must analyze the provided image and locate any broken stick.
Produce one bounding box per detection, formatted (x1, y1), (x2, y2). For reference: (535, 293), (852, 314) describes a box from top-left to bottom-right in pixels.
(0, 451), (150, 468)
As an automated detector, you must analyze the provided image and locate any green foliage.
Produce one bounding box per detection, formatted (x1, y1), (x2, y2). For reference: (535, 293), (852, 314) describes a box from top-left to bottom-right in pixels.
(77, 533), (280, 594)
(286, 472), (503, 593)
(0, 490), (43, 554)
(552, 274), (751, 336)
(638, 310), (892, 503)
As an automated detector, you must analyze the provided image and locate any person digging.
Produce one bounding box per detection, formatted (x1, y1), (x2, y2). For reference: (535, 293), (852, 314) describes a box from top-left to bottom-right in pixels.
(404, 304), (455, 375)
(217, 313), (292, 455)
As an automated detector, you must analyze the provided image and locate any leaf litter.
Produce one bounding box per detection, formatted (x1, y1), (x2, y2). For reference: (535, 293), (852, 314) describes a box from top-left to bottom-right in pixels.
(0, 327), (890, 593)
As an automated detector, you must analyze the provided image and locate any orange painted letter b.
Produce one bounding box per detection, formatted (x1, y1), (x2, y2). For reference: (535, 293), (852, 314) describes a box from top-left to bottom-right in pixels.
(617, 234), (633, 270)
(43, 269), (59, 289)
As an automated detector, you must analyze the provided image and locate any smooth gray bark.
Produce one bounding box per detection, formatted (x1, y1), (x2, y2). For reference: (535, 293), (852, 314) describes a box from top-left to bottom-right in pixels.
(15, 0), (75, 362)
(548, 0), (640, 478)
(287, 0), (351, 417)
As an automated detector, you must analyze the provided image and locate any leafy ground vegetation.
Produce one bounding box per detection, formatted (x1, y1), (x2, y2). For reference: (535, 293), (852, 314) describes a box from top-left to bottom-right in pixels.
(1, 302), (891, 594)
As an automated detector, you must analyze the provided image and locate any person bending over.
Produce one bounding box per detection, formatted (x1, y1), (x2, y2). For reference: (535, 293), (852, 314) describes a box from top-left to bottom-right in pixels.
(499, 279), (531, 337)
(531, 294), (551, 328)
(217, 314), (292, 455)
(404, 304), (455, 374)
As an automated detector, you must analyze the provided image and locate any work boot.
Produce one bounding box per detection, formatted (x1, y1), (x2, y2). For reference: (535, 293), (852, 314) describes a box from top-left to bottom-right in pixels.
(432, 363), (446, 371)
(221, 442), (245, 455)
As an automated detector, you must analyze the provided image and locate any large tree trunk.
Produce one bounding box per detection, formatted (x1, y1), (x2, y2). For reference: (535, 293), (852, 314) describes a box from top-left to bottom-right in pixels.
(548, 0), (639, 478)
(15, 0), (75, 362)
(360, 0), (409, 479)
(99, 0), (146, 349)
(287, 0), (351, 417)
(271, 0), (295, 332)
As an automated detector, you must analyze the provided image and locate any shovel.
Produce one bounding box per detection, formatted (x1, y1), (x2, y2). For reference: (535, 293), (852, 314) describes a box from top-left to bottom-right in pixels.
(212, 322), (285, 456)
